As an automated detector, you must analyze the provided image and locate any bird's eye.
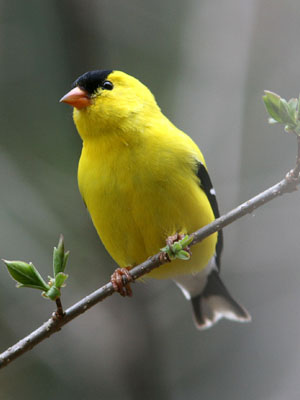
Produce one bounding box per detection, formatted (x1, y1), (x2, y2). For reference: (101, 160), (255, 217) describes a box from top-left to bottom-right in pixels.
(102, 81), (114, 90)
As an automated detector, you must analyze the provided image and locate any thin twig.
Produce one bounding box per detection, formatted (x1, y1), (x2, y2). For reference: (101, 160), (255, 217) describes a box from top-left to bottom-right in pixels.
(54, 298), (64, 319)
(0, 141), (299, 370)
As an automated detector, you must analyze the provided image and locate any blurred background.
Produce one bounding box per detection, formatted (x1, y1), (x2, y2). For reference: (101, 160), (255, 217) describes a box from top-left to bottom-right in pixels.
(1, 0), (300, 399)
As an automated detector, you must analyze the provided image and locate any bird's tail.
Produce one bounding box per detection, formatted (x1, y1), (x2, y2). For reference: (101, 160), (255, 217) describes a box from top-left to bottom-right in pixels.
(174, 269), (251, 330)
(190, 270), (251, 330)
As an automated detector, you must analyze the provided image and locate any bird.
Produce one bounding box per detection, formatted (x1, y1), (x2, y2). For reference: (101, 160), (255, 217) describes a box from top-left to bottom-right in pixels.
(60, 69), (251, 329)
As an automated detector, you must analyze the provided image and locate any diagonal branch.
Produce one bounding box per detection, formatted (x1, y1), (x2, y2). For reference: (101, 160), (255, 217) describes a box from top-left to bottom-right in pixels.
(1, 137), (300, 370)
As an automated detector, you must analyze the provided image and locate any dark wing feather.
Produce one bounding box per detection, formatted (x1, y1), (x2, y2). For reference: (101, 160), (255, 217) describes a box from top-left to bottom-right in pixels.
(196, 162), (223, 269)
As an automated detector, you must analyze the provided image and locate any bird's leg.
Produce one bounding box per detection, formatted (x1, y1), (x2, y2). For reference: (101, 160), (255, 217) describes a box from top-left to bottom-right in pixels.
(170, 233), (192, 256)
(160, 233), (192, 262)
(166, 233), (185, 248)
(111, 267), (133, 297)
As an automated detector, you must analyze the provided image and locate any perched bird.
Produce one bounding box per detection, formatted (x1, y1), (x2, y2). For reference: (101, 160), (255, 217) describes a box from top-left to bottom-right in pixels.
(60, 70), (251, 329)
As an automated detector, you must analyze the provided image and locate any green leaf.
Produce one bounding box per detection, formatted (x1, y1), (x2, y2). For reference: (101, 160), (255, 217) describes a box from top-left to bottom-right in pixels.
(62, 251), (70, 273)
(43, 286), (61, 300)
(288, 98), (298, 117)
(263, 90), (300, 134)
(179, 234), (194, 248)
(2, 260), (49, 291)
(263, 91), (283, 123)
(160, 234), (193, 261)
(279, 98), (296, 125)
(53, 234), (69, 276)
(177, 250), (191, 260)
(54, 272), (68, 288)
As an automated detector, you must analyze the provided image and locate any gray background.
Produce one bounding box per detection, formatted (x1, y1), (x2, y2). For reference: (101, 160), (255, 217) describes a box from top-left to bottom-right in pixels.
(1, 1), (300, 399)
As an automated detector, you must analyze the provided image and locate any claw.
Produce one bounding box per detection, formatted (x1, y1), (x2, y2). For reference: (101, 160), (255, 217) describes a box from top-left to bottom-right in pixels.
(111, 267), (133, 297)
(164, 233), (192, 260)
(159, 251), (171, 263)
(166, 233), (185, 248)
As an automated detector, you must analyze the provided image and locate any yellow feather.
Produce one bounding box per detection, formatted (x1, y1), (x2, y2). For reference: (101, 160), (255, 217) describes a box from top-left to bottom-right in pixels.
(74, 71), (217, 279)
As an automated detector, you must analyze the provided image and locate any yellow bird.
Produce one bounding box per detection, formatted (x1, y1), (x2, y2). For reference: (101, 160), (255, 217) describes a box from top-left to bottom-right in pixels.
(61, 70), (251, 329)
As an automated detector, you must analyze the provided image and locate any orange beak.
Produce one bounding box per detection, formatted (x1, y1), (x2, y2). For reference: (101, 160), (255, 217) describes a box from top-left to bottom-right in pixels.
(60, 87), (92, 109)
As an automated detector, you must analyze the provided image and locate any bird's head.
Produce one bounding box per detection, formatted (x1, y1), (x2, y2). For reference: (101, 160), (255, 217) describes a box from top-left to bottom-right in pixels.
(60, 70), (161, 140)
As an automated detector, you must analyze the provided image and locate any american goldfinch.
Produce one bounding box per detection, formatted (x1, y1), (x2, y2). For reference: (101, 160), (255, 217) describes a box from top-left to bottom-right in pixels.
(60, 70), (251, 329)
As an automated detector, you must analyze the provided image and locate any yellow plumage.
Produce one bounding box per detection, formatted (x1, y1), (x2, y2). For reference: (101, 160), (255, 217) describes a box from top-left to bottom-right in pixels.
(74, 71), (216, 279)
(61, 69), (250, 329)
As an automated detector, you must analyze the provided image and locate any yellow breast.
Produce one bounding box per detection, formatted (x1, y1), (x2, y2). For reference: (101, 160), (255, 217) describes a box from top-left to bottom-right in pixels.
(78, 127), (217, 280)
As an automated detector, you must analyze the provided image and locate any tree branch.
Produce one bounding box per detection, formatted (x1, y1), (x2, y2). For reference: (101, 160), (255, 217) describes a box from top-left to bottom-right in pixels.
(1, 136), (300, 370)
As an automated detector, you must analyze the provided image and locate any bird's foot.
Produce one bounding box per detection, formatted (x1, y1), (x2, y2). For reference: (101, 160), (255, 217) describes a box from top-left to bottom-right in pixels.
(160, 233), (193, 261)
(162, 233), (185, 261)
(167, 233), (192, 257)
(166, 233), (185, 247)
(111, 267), (133, 297)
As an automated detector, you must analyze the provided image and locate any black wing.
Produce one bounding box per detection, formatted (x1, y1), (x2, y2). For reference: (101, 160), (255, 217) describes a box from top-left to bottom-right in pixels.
(196, 162), (223, 270)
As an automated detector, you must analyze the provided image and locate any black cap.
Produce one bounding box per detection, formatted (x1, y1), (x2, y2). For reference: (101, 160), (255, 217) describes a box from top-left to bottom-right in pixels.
(72, 70), (113, 95)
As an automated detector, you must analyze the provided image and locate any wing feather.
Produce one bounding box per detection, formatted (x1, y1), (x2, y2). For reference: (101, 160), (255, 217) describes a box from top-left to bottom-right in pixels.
(196, 162), (223, 269)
